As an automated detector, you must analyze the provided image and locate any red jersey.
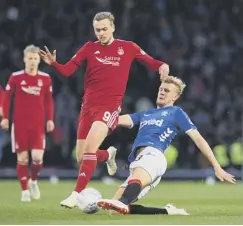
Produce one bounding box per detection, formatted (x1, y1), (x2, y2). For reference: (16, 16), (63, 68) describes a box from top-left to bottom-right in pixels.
(3, 70), (54, 125)
(52, 39), (165, 109)
(0, 85), (3, 107)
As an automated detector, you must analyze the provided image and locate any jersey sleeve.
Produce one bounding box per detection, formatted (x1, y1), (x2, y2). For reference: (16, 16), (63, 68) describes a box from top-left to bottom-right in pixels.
(131, 42), (165, 71)
(2, 75), (15, 119)
(175, 108), (197, 132)
(51, 42), (89, 77)
(44, 76), (54, 121)
(0, 85), (3, 107)
(128, 112), (143, 128)
(0, 85), (3, 116)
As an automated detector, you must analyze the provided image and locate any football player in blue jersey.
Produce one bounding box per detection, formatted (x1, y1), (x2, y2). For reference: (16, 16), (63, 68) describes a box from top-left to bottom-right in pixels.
(98, 76), (236, 215)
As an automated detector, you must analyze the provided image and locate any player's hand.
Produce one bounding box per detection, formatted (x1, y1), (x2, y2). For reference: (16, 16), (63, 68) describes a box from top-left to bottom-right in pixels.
(0, 107), (2, 117)
(1, 118), (9, 130)
(214, 166), (236, 184)
(39, 46), (56, 65)
(46, 120), (55, 132)
(159, 63), (169, 80)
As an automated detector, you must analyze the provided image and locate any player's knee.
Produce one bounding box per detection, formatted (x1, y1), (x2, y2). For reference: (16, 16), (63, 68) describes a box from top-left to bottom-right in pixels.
(17, 159), (28, 165)
(32, 156), (43, 164)
(130, 168), (152, 187)
(17, 152), (28, 164)
(31, 150), (44, 163)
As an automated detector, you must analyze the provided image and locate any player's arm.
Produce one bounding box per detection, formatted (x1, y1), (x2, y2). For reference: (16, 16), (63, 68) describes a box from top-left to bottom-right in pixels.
(1, 76), (15, 130)
(186, 129), (221, 169)
(118, 112), (142, 128)
(44, 77), (54, 132)
(176, 108), (236, 184)
(186, 129), (235, 184)
(176, 108), (235, 184)
(39, 43), (89, 77)
(131, 42), (169, 79)
(118, 115), (133, 128)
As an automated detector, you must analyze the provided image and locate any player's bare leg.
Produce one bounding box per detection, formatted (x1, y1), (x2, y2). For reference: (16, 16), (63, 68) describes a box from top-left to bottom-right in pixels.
(60, 121), (109, 208)
(29, 149), (44, 200)
(76, 139), (85, 164)
(17, 152), (31, 202)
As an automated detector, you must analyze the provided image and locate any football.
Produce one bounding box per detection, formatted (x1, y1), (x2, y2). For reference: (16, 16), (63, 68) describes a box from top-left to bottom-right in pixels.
(77, 188), (102, 214)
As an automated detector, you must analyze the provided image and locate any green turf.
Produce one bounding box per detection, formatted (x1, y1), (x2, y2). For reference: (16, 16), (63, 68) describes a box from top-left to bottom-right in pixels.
(0, 180), (242, 224)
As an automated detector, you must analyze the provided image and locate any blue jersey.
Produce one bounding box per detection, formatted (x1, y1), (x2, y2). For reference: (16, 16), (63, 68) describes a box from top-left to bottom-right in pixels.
(128, 106), (197, 162)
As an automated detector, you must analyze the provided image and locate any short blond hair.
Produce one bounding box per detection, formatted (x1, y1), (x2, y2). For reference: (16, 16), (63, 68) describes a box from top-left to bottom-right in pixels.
(23, 45), (40, 55)
(93, 12), (115, 25)
(162, 76), (186, 94)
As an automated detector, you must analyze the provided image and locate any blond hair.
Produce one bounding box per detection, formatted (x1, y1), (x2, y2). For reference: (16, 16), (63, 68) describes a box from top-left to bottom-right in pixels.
(23, 45), (40, 55)
(162, 76), (186, 94)
(93, 12), (115, 25)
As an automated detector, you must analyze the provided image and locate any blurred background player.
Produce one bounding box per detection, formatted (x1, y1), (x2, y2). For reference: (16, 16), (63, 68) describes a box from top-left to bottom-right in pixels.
(0, 85), (3, 117)
(1, 45), (54, 202)
(39, 11), (170, 208)
(98, 76), (236, 215)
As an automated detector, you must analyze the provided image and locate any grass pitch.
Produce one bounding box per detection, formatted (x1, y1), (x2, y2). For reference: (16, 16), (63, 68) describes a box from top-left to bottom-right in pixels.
(0, 180), (242, 225)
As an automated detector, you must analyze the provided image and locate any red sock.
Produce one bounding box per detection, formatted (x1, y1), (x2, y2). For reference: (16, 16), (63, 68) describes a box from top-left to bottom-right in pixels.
(30, 162), (43, 181)
(74, 153), (97, 192)
(17, 163), (28, 191)
(96, 149), (109, 163)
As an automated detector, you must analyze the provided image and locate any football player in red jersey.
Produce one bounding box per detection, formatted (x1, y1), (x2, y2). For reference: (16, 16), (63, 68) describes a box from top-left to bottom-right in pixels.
(1, 45), (54, 202)
(40, 12), (169, 208)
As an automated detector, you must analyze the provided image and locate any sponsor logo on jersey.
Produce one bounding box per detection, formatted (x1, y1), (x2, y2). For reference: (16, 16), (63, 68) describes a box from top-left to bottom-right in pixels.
(94, 50), (100, 54)
(95, 56), (120, 66)
(21, 86), (41, 95)
(140, 119), (164, 129)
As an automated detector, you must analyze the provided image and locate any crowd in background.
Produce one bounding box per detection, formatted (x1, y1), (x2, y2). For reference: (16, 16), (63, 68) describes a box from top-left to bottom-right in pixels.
(0, 0), (242, 170)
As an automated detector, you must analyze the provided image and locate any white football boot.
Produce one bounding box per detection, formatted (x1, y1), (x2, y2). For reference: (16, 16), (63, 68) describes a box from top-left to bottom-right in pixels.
(28, 179), (40, 200)
(60, 191), (78, 208)
(97, 199), (129, 214)
(164, 204), (189, 215)
(21, 190), (31, 202)
(106, 146), (117, 176)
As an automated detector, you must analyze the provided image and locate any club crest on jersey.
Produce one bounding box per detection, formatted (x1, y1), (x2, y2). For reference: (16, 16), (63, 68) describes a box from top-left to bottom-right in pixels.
(161, 111), (168, 116)
(38, 79), (43, 87)
(117, 47), (124, 55)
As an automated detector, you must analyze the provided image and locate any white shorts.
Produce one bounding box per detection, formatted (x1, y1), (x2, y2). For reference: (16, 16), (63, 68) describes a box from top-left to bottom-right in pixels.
(121, 146), (167, 200)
